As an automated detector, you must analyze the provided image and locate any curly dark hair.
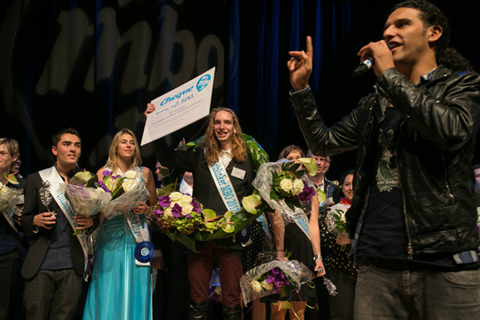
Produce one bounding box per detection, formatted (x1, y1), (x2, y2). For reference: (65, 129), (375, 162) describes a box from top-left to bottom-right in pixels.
(393, 0), (473, 71)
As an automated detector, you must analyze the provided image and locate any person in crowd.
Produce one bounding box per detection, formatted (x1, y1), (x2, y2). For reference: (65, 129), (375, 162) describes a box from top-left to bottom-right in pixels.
(287, 0), (480, 318)
(11, 156), (23, 178)
(145, 104), (255, 320)
(21, 128), (95, 320)
(82, 128), (157, 320)
(0, 137), (26, 319)
(319, 169), (357, 320)
(264, 145), (325, 320)
(151, 162), (189, 320)
(242, 198), (268, 320)
(304, 150), (341, 320)
(180, 171), (194, 195)
(306, 151), (341, 206)
(154, 160), (170, 188)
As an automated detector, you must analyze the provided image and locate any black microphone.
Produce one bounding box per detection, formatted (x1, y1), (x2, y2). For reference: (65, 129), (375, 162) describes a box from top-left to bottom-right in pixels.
(352, 56), (374, 78)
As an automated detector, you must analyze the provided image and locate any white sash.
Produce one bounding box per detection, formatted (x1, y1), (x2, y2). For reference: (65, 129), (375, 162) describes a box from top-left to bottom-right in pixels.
(110, 167), (151, 266)
(126, 210), (151, 266)
(38, 167), (90, 280)
(208, 160), (241, 213)
(293, 207), (310, 240)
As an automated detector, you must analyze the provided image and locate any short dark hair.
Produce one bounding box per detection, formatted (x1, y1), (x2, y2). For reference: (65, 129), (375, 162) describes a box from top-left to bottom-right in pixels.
(393, 0), (473, 71)
(52, 128), (81, 147)
(473, 163), (480, 170)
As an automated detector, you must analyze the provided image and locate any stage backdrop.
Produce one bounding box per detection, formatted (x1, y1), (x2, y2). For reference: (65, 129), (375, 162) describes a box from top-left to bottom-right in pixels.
(1, 0), (479, 179)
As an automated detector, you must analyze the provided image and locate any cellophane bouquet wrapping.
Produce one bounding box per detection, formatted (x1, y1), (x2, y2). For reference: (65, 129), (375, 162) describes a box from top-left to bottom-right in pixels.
(100, 168), (149, 219)
(240, 256), (316, 306)
(65, 171), (110, 216)
(325, 202), (350, 237)
(65, 170), (111, 217)
(252, 160), (316, 221)
(0, 185), (23, 212)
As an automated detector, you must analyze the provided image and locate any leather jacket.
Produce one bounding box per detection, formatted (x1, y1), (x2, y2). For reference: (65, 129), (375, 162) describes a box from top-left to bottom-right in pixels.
(290, 66), (480, 257)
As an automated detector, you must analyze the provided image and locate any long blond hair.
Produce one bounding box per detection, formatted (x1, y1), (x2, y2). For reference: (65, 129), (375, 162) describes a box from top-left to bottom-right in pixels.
(104, 128), (142, 173)
(200, 107), (248, 164)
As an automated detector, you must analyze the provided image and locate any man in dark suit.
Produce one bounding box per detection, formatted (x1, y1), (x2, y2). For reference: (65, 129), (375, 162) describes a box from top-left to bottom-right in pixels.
(21, 128), (94, 320)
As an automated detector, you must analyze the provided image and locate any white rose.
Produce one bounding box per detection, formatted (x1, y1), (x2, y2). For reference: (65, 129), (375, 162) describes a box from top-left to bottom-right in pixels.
(122, 179), (133, 192)
(279, 178), (293, 193)
(261, 280), (273, 291)
(180, 194), (193, 205)
(292, 179), (304, 196)
(125, 171), (136, 179)
(164, 207), (173, 217)
(251, 280), (263, 293)
(181, 203), (193, 215)
(169, 192), (183, 202)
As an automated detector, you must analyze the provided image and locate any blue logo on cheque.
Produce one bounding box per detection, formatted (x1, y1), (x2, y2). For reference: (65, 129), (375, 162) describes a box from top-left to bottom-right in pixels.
(196, 74), (211, 92)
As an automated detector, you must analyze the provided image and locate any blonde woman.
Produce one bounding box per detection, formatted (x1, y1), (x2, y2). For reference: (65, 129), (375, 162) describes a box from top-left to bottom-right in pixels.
(83, 128), (157, 320)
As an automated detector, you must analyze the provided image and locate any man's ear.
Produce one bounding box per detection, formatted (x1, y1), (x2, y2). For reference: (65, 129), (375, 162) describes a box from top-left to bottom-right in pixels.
(51, 146), (57, 156)
(428, 25), (443, 45)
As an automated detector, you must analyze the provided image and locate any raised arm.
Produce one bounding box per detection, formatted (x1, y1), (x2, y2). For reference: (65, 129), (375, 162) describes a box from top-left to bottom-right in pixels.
(287, 36), (313, 92)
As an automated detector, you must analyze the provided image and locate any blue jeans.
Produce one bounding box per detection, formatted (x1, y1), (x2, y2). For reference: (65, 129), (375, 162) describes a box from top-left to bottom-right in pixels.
(354, 263), (480, 320)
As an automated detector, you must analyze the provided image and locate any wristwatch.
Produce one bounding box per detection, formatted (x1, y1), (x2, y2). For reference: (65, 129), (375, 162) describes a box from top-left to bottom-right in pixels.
(313, 254), (322, 261)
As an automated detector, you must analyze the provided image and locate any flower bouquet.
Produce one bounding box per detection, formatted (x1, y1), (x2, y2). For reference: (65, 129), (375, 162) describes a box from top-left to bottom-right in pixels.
(325, 202), (350, 236)
(191, 192), (265, 241)
(153, 185), (264, 252)
(99, 168), (149, 219)
(240, 258), (316, 307)
(252, 159), (317, 220)
(65, 171), (110, 217)
(153, 133), (270, 251)
(0, 172), (23, 212)
(153, 189), (204, 251)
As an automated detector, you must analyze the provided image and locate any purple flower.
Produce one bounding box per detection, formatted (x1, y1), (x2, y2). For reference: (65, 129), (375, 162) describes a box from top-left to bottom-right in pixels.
(171, 203), (183, 218)
(154, 209), (164, 217)
(265, 267), (291, 294)
(192, 199), (202, 213)
(158, 196), (171, 208)
(298, 185), (316, 202)
(102, 170), (112, 177)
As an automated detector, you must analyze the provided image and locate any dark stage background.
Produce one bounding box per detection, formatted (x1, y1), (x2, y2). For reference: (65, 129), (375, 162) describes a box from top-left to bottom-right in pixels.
(1, 0), (479, 181)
